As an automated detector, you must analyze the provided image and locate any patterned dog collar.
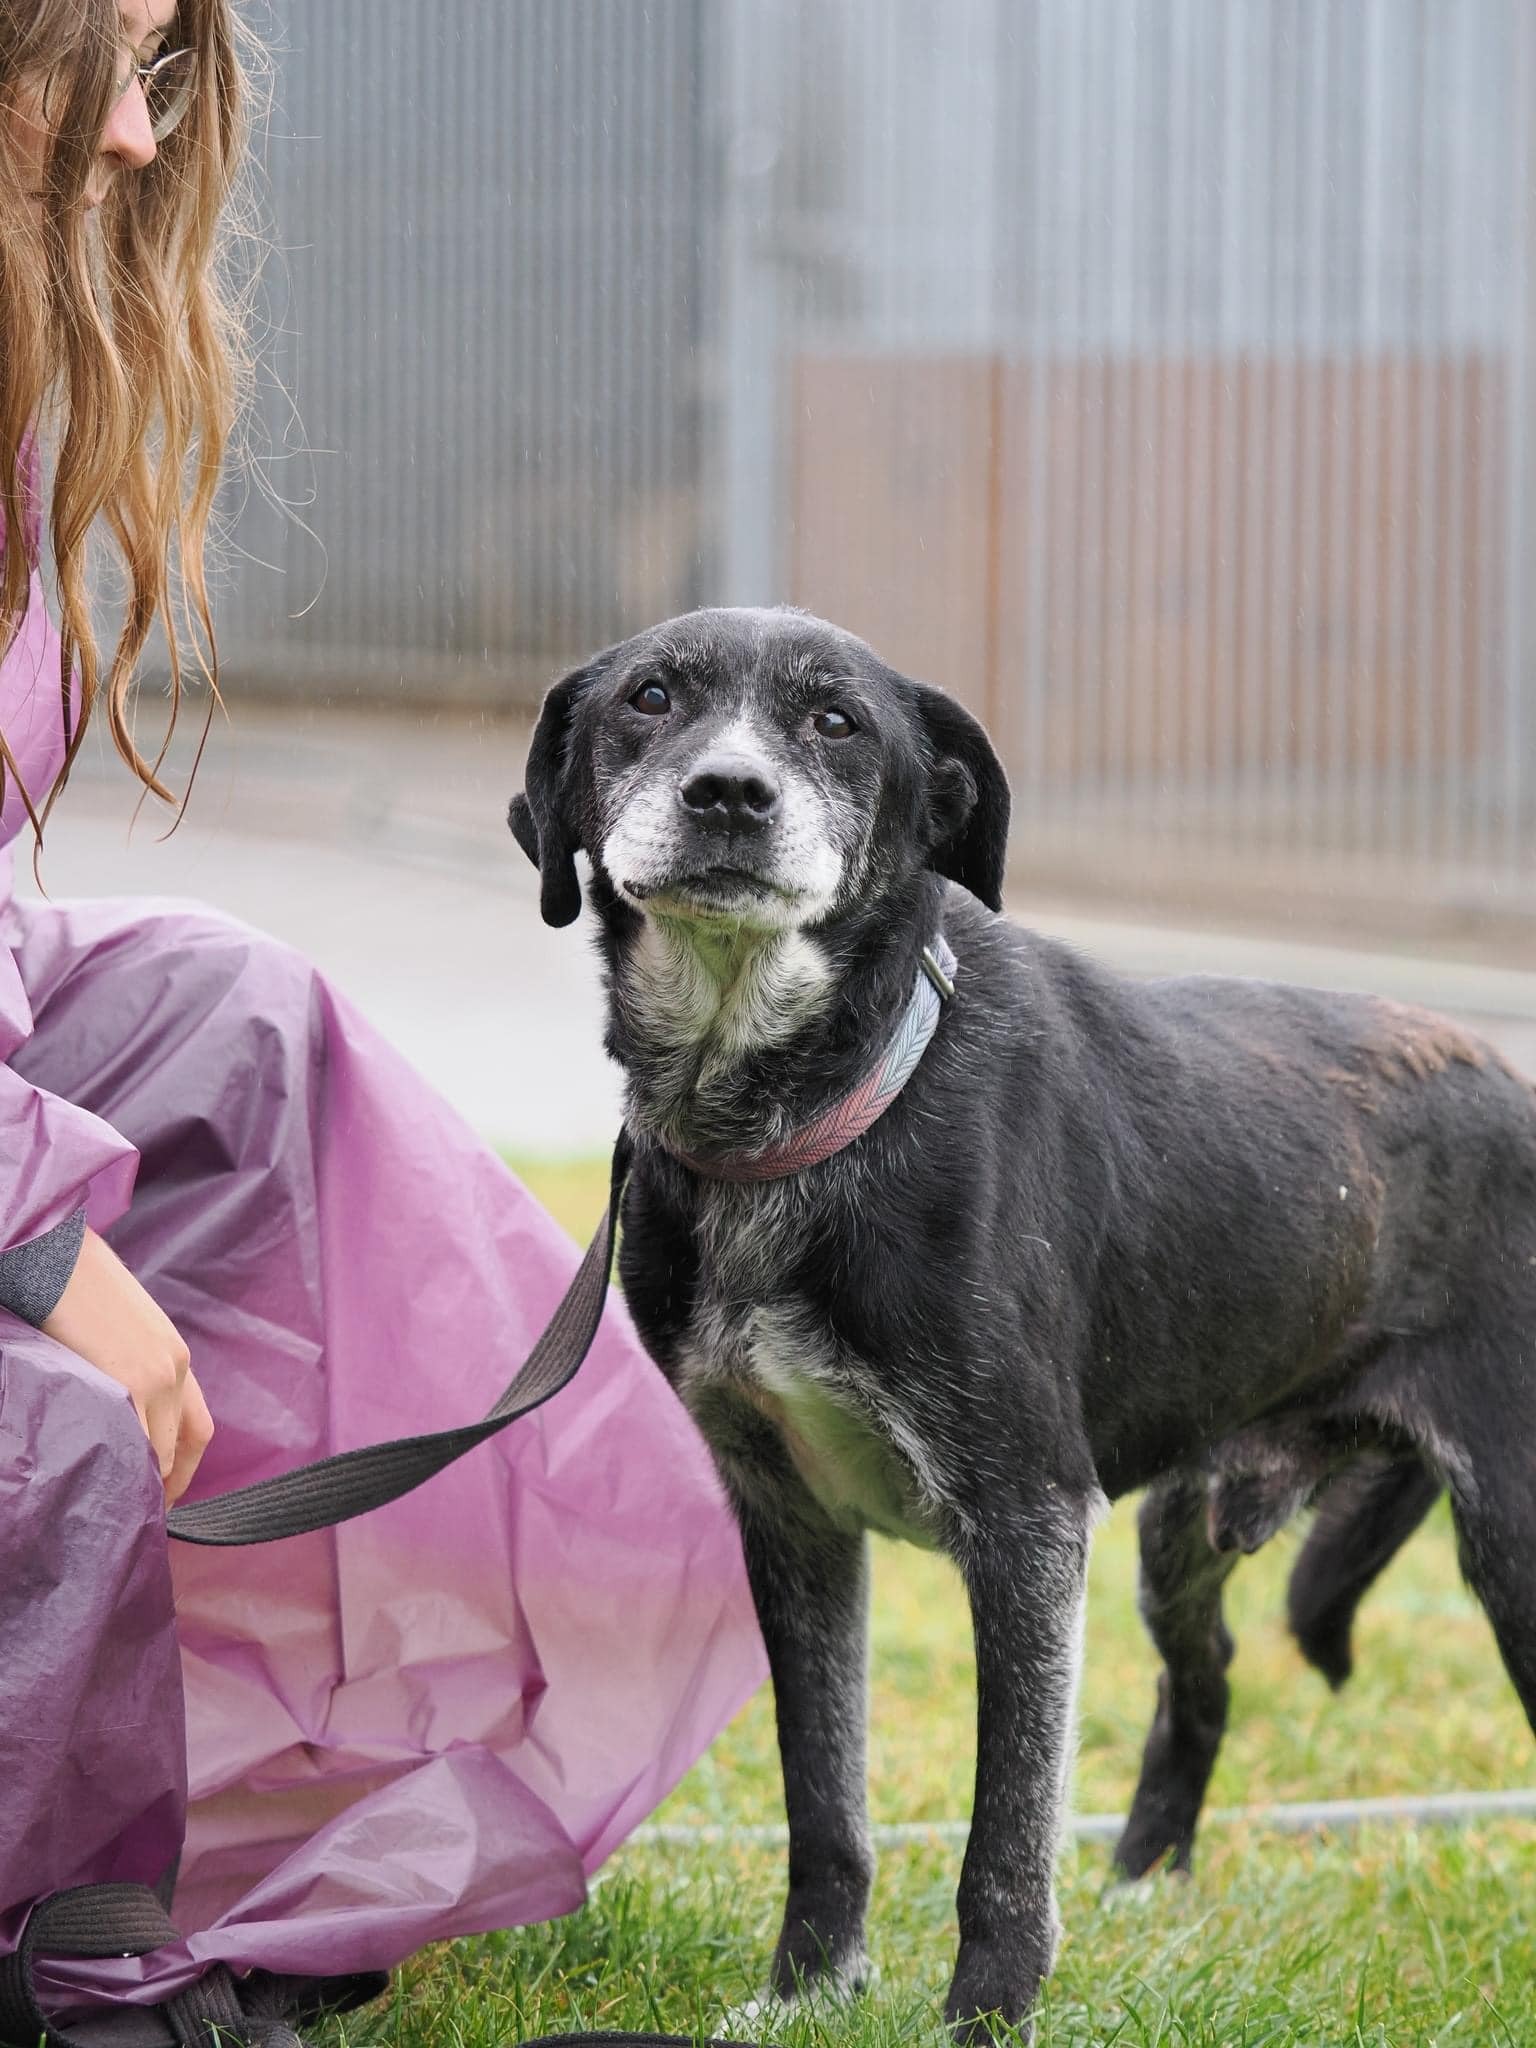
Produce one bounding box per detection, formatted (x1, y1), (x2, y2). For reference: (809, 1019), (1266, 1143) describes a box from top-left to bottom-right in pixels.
(672, 934), (958, 1183)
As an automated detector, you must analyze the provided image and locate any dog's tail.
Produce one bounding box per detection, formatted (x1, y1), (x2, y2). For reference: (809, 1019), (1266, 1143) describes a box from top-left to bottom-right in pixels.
(1287, 1454), (1442, 1689)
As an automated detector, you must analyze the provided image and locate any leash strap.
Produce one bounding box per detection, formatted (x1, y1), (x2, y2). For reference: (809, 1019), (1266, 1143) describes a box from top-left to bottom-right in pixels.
(518, 2037), (763, 2048)
(166, 1129), (633, 1546)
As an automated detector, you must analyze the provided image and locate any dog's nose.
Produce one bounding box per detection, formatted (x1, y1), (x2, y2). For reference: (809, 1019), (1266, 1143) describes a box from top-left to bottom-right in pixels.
(678, 754), (782, 832)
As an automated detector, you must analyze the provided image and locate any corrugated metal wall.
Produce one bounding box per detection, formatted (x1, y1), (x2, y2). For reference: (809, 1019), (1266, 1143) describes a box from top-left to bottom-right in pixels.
(222, 0), (719, 701)
(218, 1), (1536, 905)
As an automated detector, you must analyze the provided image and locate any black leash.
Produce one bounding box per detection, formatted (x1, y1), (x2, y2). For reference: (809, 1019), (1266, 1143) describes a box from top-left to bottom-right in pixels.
(166, 1129), (632, 1545)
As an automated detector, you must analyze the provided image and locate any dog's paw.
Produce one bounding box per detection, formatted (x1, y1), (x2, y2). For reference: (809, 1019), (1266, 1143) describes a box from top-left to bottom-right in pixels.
(944, 1942), (1046, 2044)
(720, 1962), (876, 2039)
(717, 1991), (793, 2039)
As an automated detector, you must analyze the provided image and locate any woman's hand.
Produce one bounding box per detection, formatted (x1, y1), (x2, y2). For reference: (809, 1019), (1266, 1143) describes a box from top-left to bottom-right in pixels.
(41, 1226), (213, 1504)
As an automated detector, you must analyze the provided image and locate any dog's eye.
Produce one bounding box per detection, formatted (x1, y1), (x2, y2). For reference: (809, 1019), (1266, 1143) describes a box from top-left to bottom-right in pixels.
(629, 680), (671, 716)
(811, 707), (857, 740)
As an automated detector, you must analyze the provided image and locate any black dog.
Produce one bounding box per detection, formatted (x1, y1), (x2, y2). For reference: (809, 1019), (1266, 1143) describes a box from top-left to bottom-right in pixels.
(510, 606), (1536, 2038)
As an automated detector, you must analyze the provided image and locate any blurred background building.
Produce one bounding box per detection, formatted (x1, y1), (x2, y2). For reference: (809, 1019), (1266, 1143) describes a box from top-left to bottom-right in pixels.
(216, 0), (1536, 926)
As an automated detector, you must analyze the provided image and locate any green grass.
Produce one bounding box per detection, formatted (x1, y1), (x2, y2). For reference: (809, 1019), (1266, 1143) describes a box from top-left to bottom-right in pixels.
(322, 1157), (1536, 2046)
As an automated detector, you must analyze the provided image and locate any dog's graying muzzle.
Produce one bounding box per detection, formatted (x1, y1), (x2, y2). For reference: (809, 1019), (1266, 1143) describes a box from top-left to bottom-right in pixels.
(678, 753), (782, 834)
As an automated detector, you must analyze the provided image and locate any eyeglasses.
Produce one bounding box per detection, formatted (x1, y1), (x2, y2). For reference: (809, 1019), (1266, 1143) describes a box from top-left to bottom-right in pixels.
(113, 43), (198, 143)
(42, 40), (198, 145)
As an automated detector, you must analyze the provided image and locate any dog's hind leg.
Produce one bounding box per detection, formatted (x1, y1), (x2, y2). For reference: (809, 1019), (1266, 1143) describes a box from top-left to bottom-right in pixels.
(1286, 1453), (1441, 1689)
(1440, 1434), (1536, 1736)
(1112, 1472), (1239, 1880)
(1359, 1340), (1536, 1736)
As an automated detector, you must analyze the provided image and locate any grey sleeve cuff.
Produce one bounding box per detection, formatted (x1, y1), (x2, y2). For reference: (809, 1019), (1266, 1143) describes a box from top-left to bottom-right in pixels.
(0, 1205), (88, 1326)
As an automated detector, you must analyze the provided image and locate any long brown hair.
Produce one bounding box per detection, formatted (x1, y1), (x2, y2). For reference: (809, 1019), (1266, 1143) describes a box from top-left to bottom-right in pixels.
(0, 0), (257, 843)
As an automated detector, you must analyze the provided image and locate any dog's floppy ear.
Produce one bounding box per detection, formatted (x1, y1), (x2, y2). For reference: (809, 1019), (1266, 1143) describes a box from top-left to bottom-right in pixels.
(508, 654), (610, 927)
(909, 681), (1012, 912)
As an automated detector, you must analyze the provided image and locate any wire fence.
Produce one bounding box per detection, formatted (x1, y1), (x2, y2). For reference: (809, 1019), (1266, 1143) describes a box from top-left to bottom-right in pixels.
(218, 0), (1536, 912)
(635, 1787), (1536, 1850)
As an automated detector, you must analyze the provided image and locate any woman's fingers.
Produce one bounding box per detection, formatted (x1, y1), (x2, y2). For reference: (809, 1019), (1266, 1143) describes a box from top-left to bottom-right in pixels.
(135, 1382), (176, 1483)
(137, 1335), (186, 1482)
(40, 1227), (209, 1497)
(136, 1335), (189, 1480)
(163, 1367), (214, 1505)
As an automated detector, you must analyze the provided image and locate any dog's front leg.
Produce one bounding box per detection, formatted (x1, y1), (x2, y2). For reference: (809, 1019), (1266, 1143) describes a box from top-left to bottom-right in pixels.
(947, 1490), (1093, 2040)
(731, 1481), (874, 2002)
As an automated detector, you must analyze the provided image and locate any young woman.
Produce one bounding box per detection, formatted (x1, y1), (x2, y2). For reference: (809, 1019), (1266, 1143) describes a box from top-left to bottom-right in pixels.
(0, 3), (763, 2037)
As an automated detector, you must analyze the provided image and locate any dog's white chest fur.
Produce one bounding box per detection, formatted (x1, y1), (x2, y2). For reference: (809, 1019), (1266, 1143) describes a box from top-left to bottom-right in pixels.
(684, 1239), (943, 1548)
(743, 1321), (939, 1546)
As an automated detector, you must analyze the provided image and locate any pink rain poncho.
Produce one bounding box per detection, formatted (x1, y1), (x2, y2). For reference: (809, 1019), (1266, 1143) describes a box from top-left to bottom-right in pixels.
(0, 495), (765, 2026)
